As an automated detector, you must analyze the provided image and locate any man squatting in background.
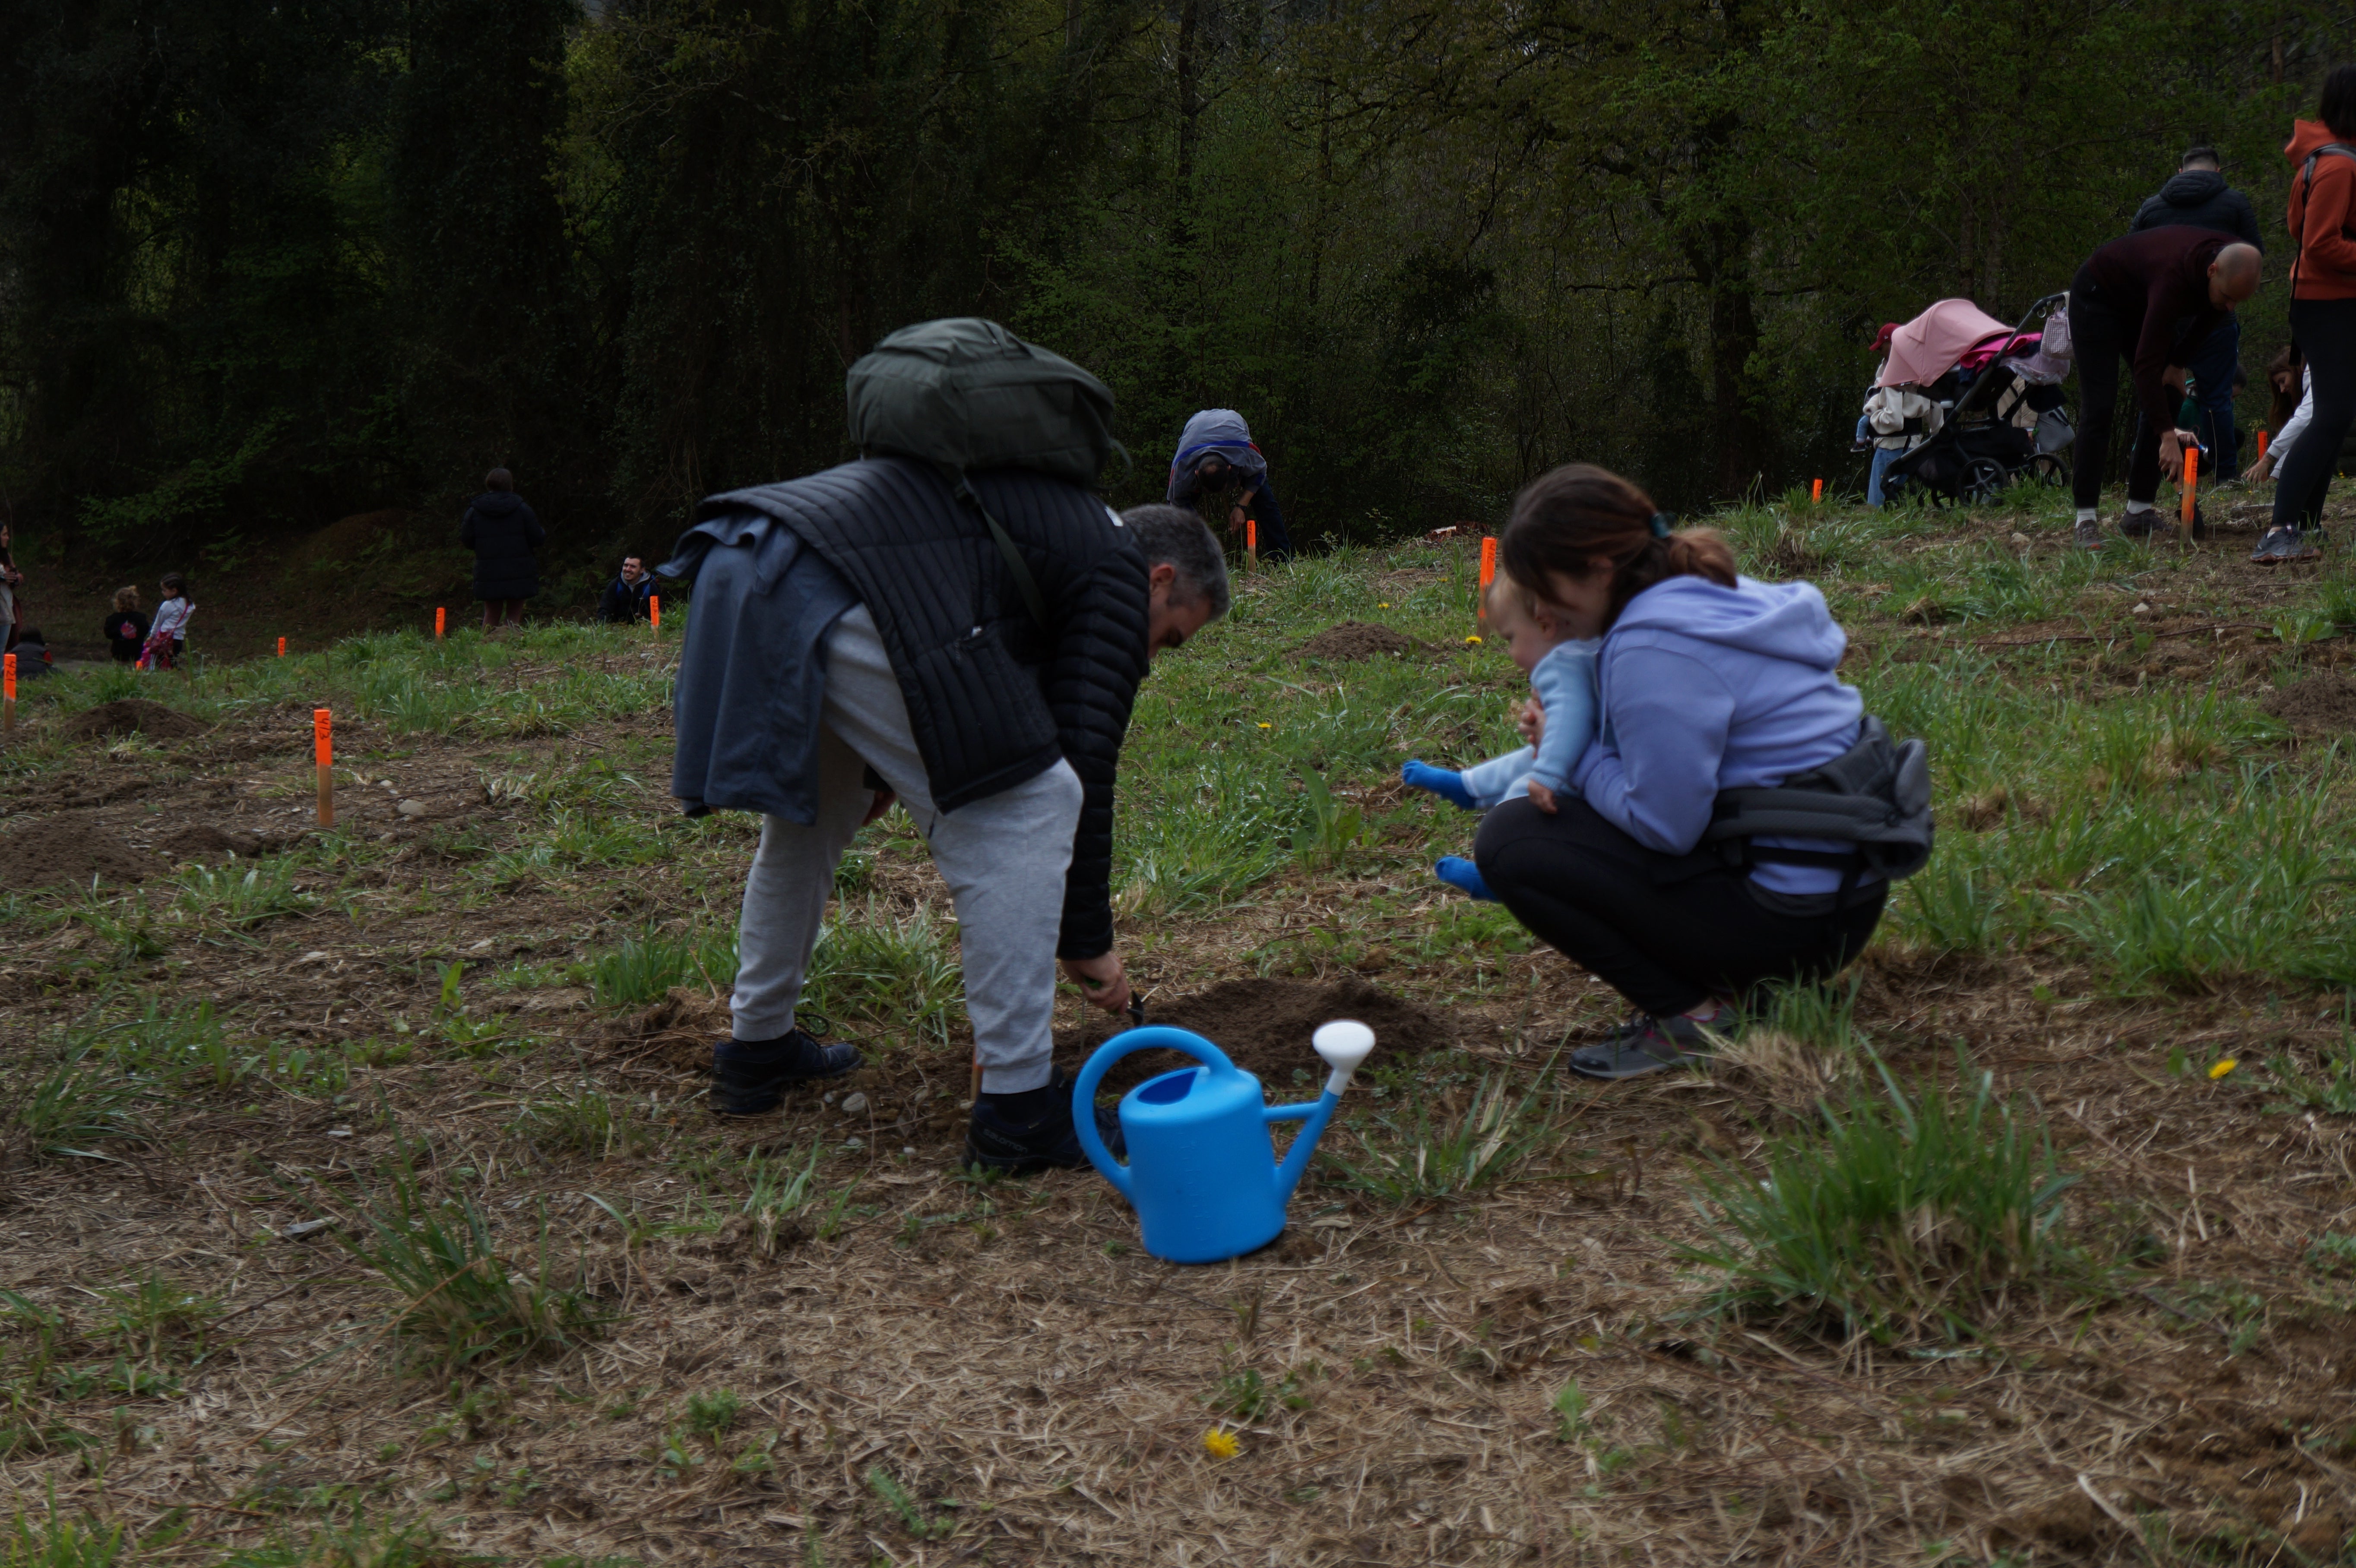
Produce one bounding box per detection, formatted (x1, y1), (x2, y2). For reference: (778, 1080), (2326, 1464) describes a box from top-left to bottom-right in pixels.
(665, 458), (1229, 1172)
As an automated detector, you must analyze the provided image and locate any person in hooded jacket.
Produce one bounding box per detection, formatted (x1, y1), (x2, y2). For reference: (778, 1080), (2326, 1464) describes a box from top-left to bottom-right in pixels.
(459, 468), (545, 629)
(1168, 409), (1292, 560)
(1471, 465), (1889, 1081)
(2131, 148), (2264, 482)
(2262, 67), (2356, 564)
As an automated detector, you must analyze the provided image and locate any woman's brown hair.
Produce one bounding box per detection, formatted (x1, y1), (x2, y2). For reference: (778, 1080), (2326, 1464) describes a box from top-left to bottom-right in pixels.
(2267, 344), (2305, 433)
(1499, 464), (1737, 629)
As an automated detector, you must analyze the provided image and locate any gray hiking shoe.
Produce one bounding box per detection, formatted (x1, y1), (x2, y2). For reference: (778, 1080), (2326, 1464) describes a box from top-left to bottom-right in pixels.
(1568, 1013), (1723, 1081)
(2071, 518), (2106, 550)
(2252, 527), (2321, 565)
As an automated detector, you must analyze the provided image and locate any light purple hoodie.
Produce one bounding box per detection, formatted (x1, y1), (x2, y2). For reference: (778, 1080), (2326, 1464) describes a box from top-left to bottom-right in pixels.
(1568, 575), (1865, 897)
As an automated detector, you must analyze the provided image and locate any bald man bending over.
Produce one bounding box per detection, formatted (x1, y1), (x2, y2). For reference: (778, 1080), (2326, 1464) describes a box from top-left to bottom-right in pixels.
(2066, 230), (2262, 547)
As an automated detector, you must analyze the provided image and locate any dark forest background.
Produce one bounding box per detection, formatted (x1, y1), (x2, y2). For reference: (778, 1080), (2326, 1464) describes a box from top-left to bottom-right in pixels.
(3, 0), (2352, 588)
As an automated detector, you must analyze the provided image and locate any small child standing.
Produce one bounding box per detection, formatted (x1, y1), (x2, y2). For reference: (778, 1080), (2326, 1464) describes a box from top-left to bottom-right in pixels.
(1402, 574), (1599, 901)
(104, 586), (149, 664)
(140, 573), (193, 670)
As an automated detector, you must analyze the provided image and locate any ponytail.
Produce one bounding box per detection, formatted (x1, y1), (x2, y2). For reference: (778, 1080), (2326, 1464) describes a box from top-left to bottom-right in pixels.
(1500, 464), (1735, 629)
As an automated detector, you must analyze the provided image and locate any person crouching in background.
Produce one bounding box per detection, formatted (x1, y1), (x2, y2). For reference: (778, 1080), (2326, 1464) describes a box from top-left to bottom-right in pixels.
(104, 587), (149, 664)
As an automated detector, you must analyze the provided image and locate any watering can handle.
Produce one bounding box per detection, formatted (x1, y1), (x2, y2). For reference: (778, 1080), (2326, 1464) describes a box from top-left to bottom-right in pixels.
(1070, 1026), (1239, 1200)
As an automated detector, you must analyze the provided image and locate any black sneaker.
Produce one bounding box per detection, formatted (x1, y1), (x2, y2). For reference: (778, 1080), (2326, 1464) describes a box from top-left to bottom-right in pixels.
(2071, 518), (2106, 550)
(2251, 526), (2320, 565)
(964, 1074), (1126, 1175)
(1568, 1013), (1725, 1081)
(2118, 509), (2161, 538)
(710, 1017), (861, 1116)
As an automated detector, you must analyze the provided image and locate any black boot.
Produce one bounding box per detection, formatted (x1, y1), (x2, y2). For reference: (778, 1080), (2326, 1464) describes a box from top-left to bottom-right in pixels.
(964, 1075), (1125, 1174)
(710, 1017), (860, 1116)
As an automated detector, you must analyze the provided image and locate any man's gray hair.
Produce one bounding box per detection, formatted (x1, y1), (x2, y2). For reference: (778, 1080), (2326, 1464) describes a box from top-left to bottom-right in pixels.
(1121, 503), (1232, 619)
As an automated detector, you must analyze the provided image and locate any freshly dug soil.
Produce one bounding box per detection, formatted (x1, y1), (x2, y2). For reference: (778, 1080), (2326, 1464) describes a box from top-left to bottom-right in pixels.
(1298, 621), (1427, 661)
(158, 824), (267, 861)
(5, 816), (159, 887)
(2262, 673), (2356, 734)
(62, 699), (208, 742)
(1055, 976), (1459, 1097)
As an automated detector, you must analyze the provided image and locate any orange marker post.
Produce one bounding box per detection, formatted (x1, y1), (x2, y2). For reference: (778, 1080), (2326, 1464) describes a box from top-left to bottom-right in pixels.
(1811, 477), (1824, 504)
(1476, 535), (1498, 628)
(2180, 445), (2199, 540)
(1245, 518), (1259, 571)
(3, 652), (14, 734)
(314, 708), (334, 828)
(277, 636), (286, 658)
(649, 594), (661, 633)
(434, 606), (446, 639)
(2258, 428), (2270, 461)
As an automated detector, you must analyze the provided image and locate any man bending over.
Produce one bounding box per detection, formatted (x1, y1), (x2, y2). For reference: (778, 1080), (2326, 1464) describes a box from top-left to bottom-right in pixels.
(666, 454), (1228, 1171)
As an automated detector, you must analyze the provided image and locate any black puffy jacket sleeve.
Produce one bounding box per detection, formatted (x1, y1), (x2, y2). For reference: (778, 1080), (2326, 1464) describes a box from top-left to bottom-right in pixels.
(1044, 543), (1150, 960)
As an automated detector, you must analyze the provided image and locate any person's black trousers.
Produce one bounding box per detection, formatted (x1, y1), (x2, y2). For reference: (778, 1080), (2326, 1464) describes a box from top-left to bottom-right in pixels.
(1473, 797), (1887, 1019)
(2274, 297), (2356, 533)
(2068, 266), (2164, 511)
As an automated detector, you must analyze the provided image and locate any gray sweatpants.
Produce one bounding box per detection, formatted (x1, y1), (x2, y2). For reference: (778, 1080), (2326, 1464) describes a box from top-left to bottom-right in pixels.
(731, 605), (1082, 1094)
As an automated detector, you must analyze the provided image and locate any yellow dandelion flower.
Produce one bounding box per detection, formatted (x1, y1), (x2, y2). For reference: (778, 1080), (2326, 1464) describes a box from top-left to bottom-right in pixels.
(1256, 722), (1272, 730)
(1465, 635), (1483, 645)
(2208, 1058), (2237, 1080)
(1203, 1429), (1239, 1459)
(1379, 601), (1391, 608)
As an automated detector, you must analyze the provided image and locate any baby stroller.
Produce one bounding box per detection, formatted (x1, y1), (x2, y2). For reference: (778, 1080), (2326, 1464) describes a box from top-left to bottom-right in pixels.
(1875, 294), (2074, 506)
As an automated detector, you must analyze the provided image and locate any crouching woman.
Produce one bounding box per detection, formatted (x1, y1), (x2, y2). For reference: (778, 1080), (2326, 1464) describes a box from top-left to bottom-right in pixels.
(1473, 465), (1927, 1081)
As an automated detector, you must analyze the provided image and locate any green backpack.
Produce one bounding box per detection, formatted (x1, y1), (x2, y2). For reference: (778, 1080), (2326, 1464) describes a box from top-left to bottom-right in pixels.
(845, 317), (1123, 627)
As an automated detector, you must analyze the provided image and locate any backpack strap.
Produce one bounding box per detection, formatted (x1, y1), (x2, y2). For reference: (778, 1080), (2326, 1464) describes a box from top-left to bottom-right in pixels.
(953, 477), (1051, 632)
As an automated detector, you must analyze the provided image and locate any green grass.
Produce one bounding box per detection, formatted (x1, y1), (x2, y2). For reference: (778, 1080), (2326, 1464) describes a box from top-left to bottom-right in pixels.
(1327, 1069), (1558, 1204)
(1684, 1053), (2080, 1344)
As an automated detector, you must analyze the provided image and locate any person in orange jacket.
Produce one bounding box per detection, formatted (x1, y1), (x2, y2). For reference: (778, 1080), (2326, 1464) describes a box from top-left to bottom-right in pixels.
(2260, 66), (2356, 564)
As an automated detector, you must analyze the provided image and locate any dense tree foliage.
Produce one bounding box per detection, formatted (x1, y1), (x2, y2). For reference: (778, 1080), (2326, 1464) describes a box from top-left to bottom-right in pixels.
(0, 0), (2345, 564)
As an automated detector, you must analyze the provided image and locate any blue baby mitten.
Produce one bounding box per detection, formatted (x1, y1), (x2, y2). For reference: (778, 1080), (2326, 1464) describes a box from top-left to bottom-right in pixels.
(1402, 759), (1477, 811)
(1433, 856), (1498, 902)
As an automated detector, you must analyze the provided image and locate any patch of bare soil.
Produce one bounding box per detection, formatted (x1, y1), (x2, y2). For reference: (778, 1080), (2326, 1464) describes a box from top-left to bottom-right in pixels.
(3, 814), (159, 886)
(1053, 975), (1458, 1096)
(1298, 620), (1428, 661)
(60, 697), (208, 741)
(2261, 671), (2356, 733)
(156, 823), (267, 861)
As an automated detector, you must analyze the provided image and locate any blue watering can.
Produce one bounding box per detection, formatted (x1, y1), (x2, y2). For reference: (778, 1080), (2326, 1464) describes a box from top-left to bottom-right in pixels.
(1072, 1020), (1376, 1265)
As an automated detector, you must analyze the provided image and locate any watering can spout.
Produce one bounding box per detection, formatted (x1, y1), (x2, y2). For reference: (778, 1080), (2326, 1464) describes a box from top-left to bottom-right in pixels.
(1272, 1020), (1377, 1204)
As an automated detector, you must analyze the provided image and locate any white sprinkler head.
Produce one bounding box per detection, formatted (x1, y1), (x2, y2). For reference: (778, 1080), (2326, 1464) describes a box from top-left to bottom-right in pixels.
(1312, 1019), (1376, 1095)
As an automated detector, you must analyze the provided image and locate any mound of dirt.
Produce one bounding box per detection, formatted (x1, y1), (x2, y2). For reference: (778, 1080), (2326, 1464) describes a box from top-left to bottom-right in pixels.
(1054, 976), (1459, 1097)
(62, 699), (208, 742)
(158, 824), (266, 862)
(5, 816), (159, 887)
(1298, 621), (1427, 661)
(2262, 673), (2356, 734)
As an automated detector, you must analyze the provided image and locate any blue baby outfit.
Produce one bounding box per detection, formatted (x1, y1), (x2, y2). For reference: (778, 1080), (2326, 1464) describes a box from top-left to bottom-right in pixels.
(1456, 639), (1601, 805)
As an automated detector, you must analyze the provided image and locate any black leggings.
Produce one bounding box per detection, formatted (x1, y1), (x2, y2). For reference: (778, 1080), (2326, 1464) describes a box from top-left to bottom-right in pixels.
(1473, 798), (1887, 1018)
(2068, 267), (2165, 511)
(2274, 297), (2356, 532)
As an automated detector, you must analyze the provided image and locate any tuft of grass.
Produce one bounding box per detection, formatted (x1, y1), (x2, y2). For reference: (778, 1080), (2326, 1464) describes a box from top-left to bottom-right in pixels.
(509, 1087), (634, 1159)
(3, 1494), (126, 1568)
(1327, 1070), (1556, 1204)
(336, 1162), (602, 1373)
(587, 928), (736, 1008)
(805, 900), (963, 1044)
(96, 1275), (215, 1363)
(684, 1389), (741, 1436)
(9, 1046), (148, 1165)
(864, 1467), (952, 1541)
(1684, 1053), (2079, 1344)
(742, 1145), (824, 1257)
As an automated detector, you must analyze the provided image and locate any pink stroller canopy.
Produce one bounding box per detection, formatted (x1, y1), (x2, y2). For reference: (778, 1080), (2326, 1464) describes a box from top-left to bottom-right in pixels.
(1875, 299), (2017, 387)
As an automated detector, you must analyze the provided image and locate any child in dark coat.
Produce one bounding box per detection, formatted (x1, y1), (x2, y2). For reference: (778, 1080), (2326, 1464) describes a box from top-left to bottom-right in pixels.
(104, 586), (149, 663)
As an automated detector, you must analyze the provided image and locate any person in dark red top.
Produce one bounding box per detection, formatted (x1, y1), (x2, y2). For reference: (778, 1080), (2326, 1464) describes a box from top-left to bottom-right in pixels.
(2067, 227), (2261, 548)
(2259, 66), (2356, 564)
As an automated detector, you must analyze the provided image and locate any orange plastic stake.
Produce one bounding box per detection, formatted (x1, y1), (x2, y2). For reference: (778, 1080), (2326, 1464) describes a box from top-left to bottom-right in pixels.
(277, 636), (286, 658)
(1246, 518), (1258, 569)
(1812, 477), (1824, 504)
(2258, 428), (2270, 460)
(3, 652), (13, 733)
(314, 708), (334, 827)
(2181, 445), (2199, 537)
(435, 606), (446, 639)
(649, 594), (661, 632)
(1477, 535), (1498, 626)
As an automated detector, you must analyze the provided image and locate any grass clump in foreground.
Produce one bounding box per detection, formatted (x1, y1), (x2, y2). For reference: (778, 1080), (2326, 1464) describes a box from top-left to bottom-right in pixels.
(1685, 1054), (2079, 1344)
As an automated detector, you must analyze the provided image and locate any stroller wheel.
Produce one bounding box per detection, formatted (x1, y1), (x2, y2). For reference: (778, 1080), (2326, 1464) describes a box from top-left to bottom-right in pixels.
(1963, 456), (2010, 504)
(2023, 454), (2068, 487)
